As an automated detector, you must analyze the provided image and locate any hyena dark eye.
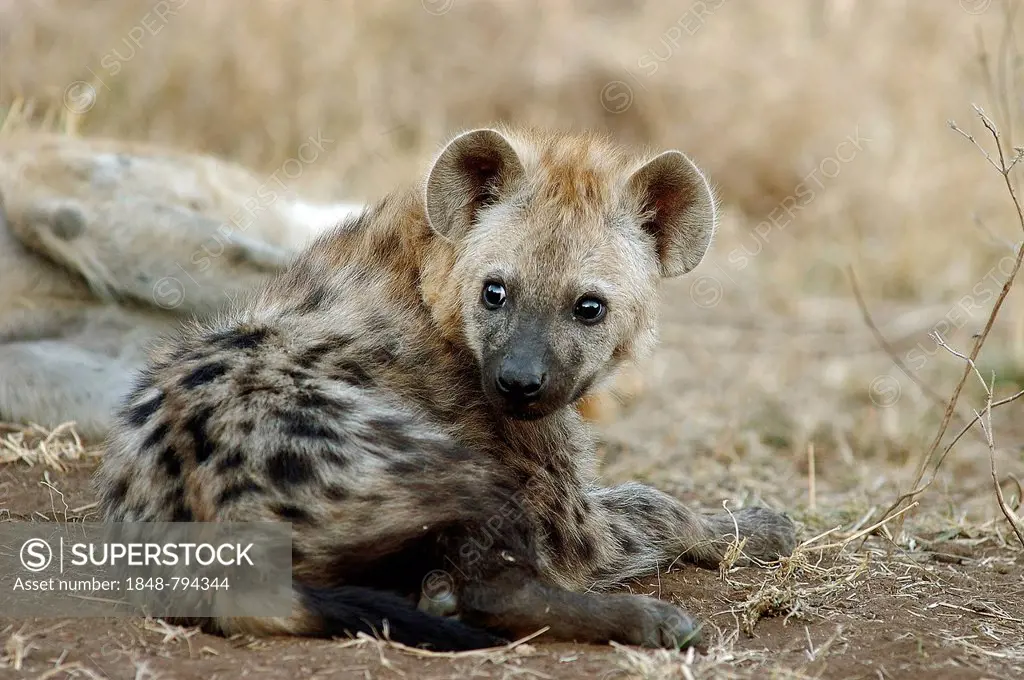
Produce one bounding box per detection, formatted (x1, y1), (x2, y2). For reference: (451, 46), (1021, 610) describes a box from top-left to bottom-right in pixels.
(481, 281), (507, 310)
(573, 296), (607, 324)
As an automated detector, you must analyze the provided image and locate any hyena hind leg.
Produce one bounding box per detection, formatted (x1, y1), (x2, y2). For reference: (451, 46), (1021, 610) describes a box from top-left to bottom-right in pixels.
(203, 469), (517, 650)
(220, 460), (703, 649)
(456, 563), (702, 648)
(436, 518), (703, 648)
(276, 488), (706, 649)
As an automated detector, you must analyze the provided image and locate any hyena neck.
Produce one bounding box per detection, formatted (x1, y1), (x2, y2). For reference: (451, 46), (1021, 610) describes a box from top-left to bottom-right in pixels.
(397, 195), (471, 351)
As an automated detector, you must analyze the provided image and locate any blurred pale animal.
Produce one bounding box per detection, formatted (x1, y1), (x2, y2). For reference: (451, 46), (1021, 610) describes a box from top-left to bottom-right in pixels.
(0, 132), (362, 440)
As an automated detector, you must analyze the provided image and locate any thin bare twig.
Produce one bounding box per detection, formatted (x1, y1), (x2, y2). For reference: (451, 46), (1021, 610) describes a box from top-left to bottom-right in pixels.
(802, 502), (920, 553)
(848, 267), (979, 437)
(928, 386), (1024, 482)
(925, 323), (1024, 547)
(807, 443), (817, 512)
(334, 626), (549, 660)
(880, 107), (1024, 534)
(973, 368), (1024, 548)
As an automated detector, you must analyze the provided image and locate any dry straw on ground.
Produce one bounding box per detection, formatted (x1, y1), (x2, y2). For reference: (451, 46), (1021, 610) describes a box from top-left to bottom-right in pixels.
(0, 422), (95, 470)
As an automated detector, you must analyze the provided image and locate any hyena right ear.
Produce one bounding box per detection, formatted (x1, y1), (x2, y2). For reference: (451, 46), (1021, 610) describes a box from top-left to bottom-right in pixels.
(425, 128), (525, 241)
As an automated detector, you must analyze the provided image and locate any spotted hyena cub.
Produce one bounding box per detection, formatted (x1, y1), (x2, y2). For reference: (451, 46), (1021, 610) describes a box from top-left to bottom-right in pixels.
(96, 127), (796, 651)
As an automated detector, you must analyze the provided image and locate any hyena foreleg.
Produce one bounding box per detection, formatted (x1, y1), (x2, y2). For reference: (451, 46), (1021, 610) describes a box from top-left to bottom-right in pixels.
(439, 514), (701, 648)
(582, 482), (797, 589)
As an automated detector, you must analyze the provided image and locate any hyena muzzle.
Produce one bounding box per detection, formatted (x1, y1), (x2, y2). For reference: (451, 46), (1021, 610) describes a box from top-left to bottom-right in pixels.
(95, 126), (796, 651)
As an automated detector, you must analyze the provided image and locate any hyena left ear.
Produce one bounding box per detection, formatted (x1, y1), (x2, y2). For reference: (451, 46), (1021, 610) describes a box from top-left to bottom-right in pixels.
(626, 150), (717, 277)
(425, 128), (525, 241)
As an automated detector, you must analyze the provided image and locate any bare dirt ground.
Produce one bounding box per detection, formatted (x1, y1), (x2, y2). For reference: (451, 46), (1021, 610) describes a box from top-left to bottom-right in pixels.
(3, 1), (1024, 678)
(1, 561), (1021, 679)
(3, 289), (1023, 679)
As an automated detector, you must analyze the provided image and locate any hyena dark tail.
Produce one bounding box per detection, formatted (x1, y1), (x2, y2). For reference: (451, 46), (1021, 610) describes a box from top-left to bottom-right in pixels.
(217, 584), (505, 651)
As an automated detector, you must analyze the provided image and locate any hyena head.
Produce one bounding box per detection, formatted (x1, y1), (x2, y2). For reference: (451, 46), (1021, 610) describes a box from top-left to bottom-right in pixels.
(424, 127), (716, 420)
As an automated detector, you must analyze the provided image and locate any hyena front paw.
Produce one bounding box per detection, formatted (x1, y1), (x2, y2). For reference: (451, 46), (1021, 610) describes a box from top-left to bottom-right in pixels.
(714, 506), (797, 564)
(615, 596), (701, 649)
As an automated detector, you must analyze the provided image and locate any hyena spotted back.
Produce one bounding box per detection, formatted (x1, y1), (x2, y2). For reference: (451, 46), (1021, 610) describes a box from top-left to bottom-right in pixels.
(96, 127), (796, 651)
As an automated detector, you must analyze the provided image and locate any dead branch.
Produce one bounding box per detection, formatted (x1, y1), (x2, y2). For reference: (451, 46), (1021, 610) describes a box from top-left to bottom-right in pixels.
(848, 267), (980, 439)
(971, 367), (1024, 548)
(880, 106), (1024, 535)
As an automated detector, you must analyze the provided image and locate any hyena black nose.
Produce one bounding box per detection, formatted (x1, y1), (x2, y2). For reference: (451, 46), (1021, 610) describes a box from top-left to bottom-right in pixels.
(495, 361), (547, 403)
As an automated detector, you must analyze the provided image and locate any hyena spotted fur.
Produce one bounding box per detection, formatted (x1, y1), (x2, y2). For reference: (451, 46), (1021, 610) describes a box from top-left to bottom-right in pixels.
(96, 127), (796, 651)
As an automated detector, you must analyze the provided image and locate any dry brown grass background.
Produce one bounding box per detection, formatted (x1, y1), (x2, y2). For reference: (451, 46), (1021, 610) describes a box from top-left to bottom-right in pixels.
(2, 0), (1024, 677)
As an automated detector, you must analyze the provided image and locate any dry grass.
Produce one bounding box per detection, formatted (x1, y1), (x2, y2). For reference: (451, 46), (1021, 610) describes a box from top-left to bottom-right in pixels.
(3, 0), (1024, 677)
(0, 422), (95, 470)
